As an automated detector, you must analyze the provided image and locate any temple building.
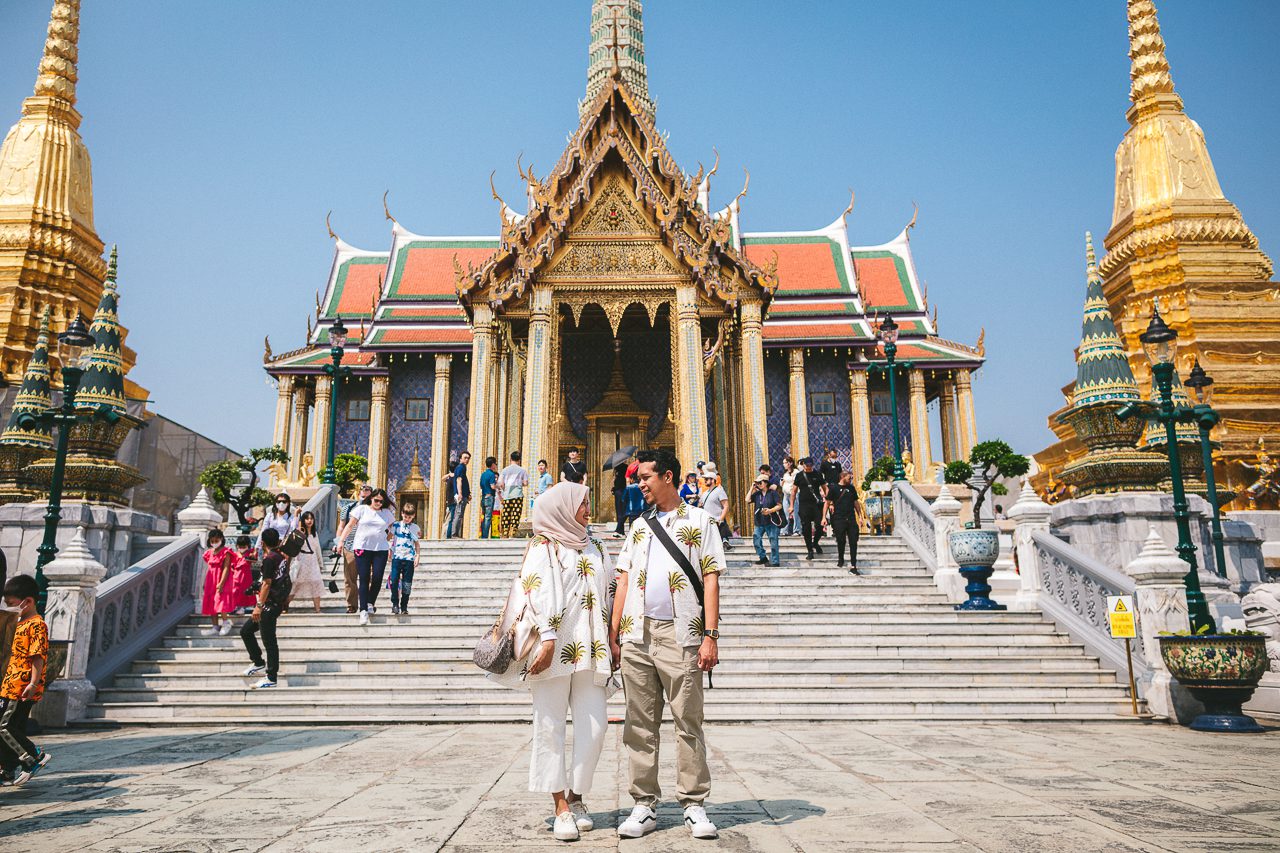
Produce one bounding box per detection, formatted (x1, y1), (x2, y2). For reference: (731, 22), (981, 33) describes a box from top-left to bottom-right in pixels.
(264, 0), (985, 536)
(1035, 0), (1280, 508)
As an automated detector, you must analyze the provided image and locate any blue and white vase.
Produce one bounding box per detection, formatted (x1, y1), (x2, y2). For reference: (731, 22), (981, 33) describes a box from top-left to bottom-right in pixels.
(948, 529), (1005, 611)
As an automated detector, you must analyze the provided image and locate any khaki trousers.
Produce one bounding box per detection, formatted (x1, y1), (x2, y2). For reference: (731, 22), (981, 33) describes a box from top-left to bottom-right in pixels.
(621, 617), (711, 807)
(342, 549), (358, 611)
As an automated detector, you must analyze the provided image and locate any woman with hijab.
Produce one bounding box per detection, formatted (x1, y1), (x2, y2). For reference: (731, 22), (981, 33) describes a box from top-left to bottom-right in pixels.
(497, 481), (615, 843)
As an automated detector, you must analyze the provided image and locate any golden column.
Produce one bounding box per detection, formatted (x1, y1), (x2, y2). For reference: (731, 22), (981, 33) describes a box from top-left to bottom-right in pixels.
(367, 375), (391, 488)
(286, 382), (311, 482)
(466, 303), (496, 538)
(310, 375), (333, 477)
(521, 287), (553, 482)
(674, 283), (710, 467)
(738, 297), (769, 472)
(955, 369), (978, 457)
(427, 354), (452, 539)
(787, 348), (809, 459)
(848, 369), (872, 486)
(907, 369), (932, 476)
(269, 375), (294, 486)
(938, 378), (959, 464)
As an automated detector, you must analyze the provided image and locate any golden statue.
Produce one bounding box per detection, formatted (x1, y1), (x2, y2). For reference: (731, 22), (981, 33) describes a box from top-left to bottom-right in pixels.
(1241, 439), (1280, 509)
(901, 449), (917, 483)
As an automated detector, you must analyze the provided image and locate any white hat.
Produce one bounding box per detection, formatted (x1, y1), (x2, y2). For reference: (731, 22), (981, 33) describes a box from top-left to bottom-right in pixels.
(702, 463), (720, 478)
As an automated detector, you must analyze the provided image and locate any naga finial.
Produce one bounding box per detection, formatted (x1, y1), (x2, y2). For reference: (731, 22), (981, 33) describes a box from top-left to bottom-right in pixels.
(263, 335), (273, 363)
(707, 147), (720, 180)
(732, 168), (750, 209)
(840, 188), (856, 227)
(382, 190), (396, 224)
(905, 200), (919, 233)
(326, 210), (338, 241)
(977, 327), (986, 357)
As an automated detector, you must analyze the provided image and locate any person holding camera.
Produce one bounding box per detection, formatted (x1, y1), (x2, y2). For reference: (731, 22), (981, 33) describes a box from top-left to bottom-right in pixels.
(241, 527), (290, 689)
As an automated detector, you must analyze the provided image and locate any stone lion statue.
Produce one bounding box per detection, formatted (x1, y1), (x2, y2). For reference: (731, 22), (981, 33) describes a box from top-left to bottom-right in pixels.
(1241, 582), (1280, 671)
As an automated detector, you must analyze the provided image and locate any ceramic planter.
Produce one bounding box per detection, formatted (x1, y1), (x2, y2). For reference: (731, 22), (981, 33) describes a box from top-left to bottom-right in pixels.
(948, 528), (1005, 611)
(1159, 634), (1268, 733)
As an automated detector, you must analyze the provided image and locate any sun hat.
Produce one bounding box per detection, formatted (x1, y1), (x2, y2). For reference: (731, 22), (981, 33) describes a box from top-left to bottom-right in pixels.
(702, 462), (720, 478)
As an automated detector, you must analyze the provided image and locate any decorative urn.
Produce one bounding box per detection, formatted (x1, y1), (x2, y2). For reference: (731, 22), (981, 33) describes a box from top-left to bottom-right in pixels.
(948, 528), (1005, 611)
(1159, 633), (1269, 733)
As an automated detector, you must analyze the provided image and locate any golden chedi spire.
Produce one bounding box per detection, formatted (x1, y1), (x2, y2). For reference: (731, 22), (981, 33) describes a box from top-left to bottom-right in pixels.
(34, 0), (81, 106)
(1126, 0), (1178, 109)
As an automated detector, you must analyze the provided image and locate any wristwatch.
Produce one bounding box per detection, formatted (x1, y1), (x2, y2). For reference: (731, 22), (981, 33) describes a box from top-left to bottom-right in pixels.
(702, 629), (720, 640)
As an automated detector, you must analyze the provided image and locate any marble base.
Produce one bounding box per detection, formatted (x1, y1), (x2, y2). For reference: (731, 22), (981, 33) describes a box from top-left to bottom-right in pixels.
(1243, 671), (1280, 719)
(0, 501), (164, 578)
(32, 678), (96, 728)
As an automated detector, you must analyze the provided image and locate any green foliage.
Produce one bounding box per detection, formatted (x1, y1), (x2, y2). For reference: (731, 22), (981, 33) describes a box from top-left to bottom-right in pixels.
(943, 460), (973, 485)
(942, 439), (1030, 530)
(333, 453), (368, 497)
(197, 445), (289, 531)
(861, 455), (897, 492)
(1159, 626), (1261, 637)
(992, 483), (1008, 497)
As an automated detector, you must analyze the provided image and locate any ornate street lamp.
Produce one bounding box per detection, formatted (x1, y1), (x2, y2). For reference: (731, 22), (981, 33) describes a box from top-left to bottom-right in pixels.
(1184, 359), (1228, 580)
(17, 313), (109, 615)
(320, 318), (353, 486)
(869, 315), (912, 481)
(1119, 305), (1216, 633)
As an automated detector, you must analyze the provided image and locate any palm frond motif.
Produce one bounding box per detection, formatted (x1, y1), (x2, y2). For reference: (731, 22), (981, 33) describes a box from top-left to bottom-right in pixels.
(560, 642), (585, 665)
(618, 615), (635, 635)
(668, 572), (689, 594)
(547, 612), (564, 631)
(637, 569), (647, 590)
(601, 609), (610, 628)
(591, 641), (607, 661)
(521, 573), (541, 594)
(589, 537), (603, 554)
(676, 502), (688, 519)
(608, 577), (618, 598)
(698, 554), (718, 576)
(576, 556), (595, 578)
(520, 661), (530, 679)
(582, 590), (597, 611)
(631, 526), (647, 545)
(688, 615), (705, 640)
(676, 525), (702, 549)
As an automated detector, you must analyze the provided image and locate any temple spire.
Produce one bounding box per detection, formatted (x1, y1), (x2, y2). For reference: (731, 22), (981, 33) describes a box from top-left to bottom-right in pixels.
(1071, 233), (1138, 410)
(0, 307), (54, 448)
(33, 0), (80, 106)
(1127, 0), (1178, 110)
(583, 0), (654, 121)
(76, 245), (128, 415)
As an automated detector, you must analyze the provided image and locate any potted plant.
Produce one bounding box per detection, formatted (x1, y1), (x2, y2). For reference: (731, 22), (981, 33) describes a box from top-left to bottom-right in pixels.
(1159, 628), (1269, 733)
(943, 439), (1029, 611)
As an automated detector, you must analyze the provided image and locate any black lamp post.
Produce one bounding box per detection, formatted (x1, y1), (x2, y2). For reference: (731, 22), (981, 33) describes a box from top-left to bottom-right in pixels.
(18, 313), (104, 615)
(870, 316), (912, 481)
(321, 318), (352, 486)
(1119, 305), (1216, 634)
(1184, 359), (1228, 580)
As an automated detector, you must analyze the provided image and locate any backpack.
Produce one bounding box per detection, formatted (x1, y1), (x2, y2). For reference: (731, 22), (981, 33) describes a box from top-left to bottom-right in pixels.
(279, 528), (307, 559)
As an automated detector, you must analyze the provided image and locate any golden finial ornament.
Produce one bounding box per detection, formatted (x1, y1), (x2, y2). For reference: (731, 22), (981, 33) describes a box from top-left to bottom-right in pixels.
(1127, 0), (1177, 105)
(732, 168), (750, 209)
(976, 327), (986, 357)
(840, 188), (856, 228)
(325, 211), (338, 241)
(905, 201), (919, 233)
(263, 335), (273, 363)
(33, 0), (80, 105)
(382, 190), (396, 224)
(609, 7), (622, 79)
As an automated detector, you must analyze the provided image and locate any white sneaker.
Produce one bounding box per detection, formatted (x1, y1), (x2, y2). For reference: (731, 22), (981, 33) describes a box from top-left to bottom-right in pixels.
(218, 621), (233, 636)
(251, 677), (277, 689)
(243, 664), (266, 677)
(618, 804), (657, 838)
(358, 610), (369, 626)
(683, 805), (718, 839)
(553, 810), (579, 841)
(569, 800), (593, 831)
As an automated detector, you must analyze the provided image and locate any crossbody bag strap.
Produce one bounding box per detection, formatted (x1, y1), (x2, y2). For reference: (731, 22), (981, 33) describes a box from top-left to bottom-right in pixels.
(644, 512), (703, 608)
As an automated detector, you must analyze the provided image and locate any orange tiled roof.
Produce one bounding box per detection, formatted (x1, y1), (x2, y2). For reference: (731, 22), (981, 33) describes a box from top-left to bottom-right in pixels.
(741, 236), (850, 295)
(387, 240), (499, 301)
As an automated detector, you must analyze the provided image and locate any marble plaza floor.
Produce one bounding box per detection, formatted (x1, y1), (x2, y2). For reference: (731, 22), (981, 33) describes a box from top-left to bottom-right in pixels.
(1, 721), (1278, 853)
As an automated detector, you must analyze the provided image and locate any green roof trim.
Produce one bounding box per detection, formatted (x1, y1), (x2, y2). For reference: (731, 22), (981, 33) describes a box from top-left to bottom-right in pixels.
(849, 249), (919, 311)
(323, 255), (387, 318)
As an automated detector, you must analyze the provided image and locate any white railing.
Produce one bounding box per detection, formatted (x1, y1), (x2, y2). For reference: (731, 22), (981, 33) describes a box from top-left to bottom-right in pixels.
(1031, 529), (1150, 683)
(302, 484), (340, 549)
(86, 535), (202, 685)
(892, 482), (937, 571)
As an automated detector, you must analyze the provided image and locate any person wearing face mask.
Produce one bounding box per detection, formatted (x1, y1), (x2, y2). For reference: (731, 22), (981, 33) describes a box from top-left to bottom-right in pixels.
(258, 493), (298, 555)
(0, 575), (52, 787)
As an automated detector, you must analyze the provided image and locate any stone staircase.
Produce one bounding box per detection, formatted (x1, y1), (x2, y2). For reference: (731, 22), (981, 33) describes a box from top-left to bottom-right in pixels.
(86, 533), (1141, 723)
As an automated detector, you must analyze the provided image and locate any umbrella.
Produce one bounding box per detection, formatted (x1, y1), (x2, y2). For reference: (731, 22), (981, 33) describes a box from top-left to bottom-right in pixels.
(602, 446), (639, 471)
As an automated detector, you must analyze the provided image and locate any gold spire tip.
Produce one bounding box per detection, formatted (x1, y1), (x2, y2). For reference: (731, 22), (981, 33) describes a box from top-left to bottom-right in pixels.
(1128, 0), (1177, 104)
(33, 0), (80, 104)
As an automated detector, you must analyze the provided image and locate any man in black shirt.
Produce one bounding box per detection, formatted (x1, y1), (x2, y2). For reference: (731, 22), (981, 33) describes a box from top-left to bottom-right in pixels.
(819, 449), (843, 495)
(241, 528), (289, 688)
(793, 457), (826, 560)
(561, 447), (586, 484)
(450, 451), (472, 538)
(612, 461), (629, 536)
(826, 471), (861, 572)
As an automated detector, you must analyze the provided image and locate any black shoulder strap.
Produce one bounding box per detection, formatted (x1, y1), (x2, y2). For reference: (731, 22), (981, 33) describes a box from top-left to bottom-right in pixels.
(644, 511), (704, 608)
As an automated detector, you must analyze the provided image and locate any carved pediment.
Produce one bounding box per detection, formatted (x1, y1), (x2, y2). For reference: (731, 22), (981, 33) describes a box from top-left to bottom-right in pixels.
(544, 240), (681, 281)
(572, 178), (656, 238)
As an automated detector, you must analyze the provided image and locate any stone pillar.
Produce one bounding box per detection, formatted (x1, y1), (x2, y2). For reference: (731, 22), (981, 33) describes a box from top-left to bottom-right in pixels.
(788, 348), (809, 460)
(908, 368), (932, 474)
(522, 288), (553, 481)
(286, 382), (311, 481)
(427, 354), (452, 539)
(938, 378), (959, 463)
(955, 369), (978, 457)
(738, 297), (769, 472)
(176, 488), (223, 537)
(467, 304), (496, 538)
(36, 527), (107, 726)
(507, 348), (525, 462)
(848, 369), (872, 486)
(311, 375), (333, 477)
(270, 376), (294, 486)
(367, 375), (391, 489)
(930, 484), (964, 602)
(1006, 479), (1051, 612)
(1125, 528), (1199, 723)
(674, 283), (710, 468)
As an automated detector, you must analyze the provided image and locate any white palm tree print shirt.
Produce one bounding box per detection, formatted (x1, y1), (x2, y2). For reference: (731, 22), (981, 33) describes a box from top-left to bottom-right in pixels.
(615, 502), (726, 648)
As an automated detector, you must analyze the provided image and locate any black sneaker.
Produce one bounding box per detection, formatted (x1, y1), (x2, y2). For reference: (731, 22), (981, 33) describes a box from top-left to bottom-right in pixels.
(756, 557), (769, 565)
(805, 552), (814, 561)
(814, 545), (824, 555)
(837, 561), (845, 568)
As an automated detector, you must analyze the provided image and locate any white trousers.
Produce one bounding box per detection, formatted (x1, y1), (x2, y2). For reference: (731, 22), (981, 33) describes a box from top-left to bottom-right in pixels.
(529, 670), (608, 794)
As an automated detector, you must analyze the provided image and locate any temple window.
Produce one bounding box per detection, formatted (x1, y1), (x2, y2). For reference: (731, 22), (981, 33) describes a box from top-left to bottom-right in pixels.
(809, 392), (835, 416)
(404, 398), (430, 421)
(346, 399), (370, 421)
(871, 392), (892, 416)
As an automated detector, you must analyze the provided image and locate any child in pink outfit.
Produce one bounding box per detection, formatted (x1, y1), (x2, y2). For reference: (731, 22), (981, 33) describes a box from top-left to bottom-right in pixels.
(200, 530), (234, 636)
(231, 536), (259, 612)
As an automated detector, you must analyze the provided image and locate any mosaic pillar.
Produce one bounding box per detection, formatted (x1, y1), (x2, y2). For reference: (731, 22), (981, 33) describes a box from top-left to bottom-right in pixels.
(522, 288), (553, 480)
(848, 369), (872, 487)
(674, 283), (709, 468)
(286, 382), (310, 481)
(507, 347), (525, 459)
(270, 376), (294, 487)
(367, 375), (391, 488)
(939, 378), (959, 463)
(788, 348), (809, 460)
(311, 375), (332, 477)
(467, 304), (496, 539)
(955, 369), (978, 457)
(710, 356), (730, 477)
(739, 298), (769, 473)
(427, 354), (452, 539)
(908, 369), (932, 476)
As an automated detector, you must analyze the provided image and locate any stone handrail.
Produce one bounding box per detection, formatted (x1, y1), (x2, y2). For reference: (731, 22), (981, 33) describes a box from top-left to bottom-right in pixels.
(1030, 528), (1150, 683)
(301, 484), (340, 550)
(86, 534), (201, 685)
(892, 482), (937, 571)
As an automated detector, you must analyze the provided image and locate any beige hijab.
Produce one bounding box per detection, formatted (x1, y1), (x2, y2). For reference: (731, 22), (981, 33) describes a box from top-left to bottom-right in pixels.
(532, 481), (591, 551)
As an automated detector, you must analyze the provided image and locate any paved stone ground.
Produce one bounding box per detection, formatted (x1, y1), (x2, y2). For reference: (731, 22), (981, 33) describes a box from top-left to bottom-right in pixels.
(1, 721), (1278, 852)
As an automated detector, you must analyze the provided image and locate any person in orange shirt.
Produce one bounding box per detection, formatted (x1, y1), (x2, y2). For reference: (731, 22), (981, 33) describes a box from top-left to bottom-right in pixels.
(0, 574), (52, 787)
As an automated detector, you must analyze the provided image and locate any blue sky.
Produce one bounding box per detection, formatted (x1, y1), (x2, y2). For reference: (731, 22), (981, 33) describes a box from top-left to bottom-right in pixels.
(1, 1), (1277, 460)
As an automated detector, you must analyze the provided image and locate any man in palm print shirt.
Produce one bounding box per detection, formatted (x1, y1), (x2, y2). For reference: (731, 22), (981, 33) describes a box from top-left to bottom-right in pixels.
(609, 449), (722, 841)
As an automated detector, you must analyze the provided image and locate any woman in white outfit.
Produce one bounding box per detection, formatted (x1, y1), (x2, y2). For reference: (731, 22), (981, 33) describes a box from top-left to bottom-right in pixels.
(287, 510), (325, 612)
(502, 481), (615, 842)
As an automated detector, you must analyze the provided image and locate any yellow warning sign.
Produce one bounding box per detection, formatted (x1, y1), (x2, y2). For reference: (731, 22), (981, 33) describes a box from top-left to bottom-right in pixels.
(1107, 595), (1136, 639)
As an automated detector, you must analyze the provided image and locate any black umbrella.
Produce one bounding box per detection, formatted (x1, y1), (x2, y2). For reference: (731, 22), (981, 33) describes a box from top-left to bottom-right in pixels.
(602, 446), (639, 471)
